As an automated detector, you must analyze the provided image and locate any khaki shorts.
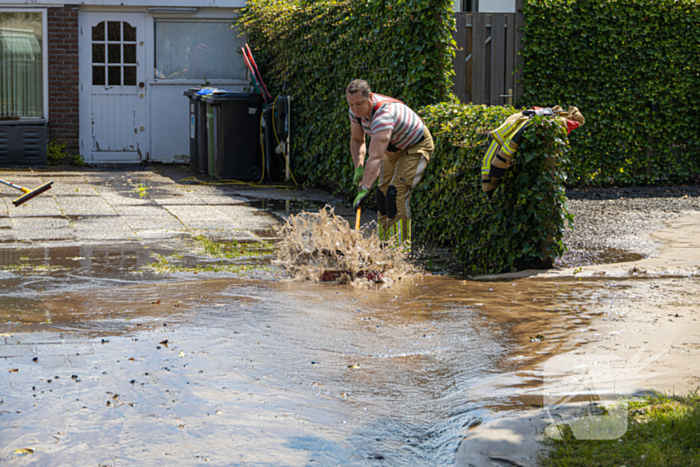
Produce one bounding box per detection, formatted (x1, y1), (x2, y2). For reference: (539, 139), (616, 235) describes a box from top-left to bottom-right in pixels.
(376, 126), (434, 231)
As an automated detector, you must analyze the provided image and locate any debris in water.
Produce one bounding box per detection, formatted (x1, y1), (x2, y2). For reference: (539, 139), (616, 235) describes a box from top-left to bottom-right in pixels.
(275, 207), (419, 282)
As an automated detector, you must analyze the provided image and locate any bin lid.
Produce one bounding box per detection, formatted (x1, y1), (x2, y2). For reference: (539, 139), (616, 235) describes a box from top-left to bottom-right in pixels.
(183, 86), (202, 97)
(194, 87), (218, 96)
(207, 91), (264, 105)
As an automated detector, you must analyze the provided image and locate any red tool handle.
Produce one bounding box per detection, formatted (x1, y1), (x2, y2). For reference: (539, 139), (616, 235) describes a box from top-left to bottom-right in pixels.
(242, 49), (267, 103)
(245, 44), (272, 103)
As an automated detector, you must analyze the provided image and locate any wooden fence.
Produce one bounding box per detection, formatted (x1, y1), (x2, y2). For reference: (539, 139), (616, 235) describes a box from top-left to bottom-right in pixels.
(452, 8), (524, 106)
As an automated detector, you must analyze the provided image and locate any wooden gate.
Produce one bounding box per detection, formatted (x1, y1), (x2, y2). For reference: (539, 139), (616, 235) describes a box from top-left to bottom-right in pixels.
(452, 11), (524, 106)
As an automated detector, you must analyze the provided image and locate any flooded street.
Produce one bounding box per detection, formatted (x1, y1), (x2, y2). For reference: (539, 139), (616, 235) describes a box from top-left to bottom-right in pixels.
(2, 168), (699, 466)
(1, 252), (618, 466)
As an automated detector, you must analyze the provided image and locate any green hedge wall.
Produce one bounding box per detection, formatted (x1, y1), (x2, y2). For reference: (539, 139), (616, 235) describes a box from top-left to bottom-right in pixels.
(235, 0), (456, 194)
(520, 0), (700, 185)
(414, 103), (573, 275)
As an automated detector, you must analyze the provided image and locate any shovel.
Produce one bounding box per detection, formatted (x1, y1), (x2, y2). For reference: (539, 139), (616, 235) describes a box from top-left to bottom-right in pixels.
(0, 179), (53, 207)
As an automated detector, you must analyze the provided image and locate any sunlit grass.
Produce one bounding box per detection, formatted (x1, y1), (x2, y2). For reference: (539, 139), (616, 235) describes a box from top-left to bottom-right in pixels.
(541, 389), (700, 466)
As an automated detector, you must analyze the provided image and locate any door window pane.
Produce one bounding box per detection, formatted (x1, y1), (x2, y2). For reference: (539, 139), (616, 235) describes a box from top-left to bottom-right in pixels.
(0, 12), (44, 118)
(108, 43), (121, 63)
(93, 66), (106, 86)
(123, 44), (136, 64)
(123, 66), (136, 86)
(92, 21), (105, 41)
(93, 43), (105, 63)
(108, 21), (121, 41)
(108, 66), (121, 86)
(123, 22), (136, 42)
(155, 20), (246, 80)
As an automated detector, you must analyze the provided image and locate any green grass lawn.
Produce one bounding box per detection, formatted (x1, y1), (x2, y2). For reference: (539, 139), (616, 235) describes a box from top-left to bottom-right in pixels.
(540, 390), (700, 467)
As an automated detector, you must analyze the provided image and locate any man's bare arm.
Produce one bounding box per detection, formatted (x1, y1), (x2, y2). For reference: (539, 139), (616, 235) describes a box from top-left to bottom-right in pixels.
(360, 129), (391, 188)
(350, 124), (367, 168)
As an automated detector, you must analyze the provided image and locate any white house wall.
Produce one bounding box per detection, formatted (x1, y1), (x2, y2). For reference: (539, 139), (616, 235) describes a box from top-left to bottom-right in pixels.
(478, 0), (516, 13)
(2, 1), (247, 8)
(142, 7), (248, 162)
(73, 5), (248, 163)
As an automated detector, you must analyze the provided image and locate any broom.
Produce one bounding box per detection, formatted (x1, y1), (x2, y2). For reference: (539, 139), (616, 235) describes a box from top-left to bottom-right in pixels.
(0, 179), (53, 207)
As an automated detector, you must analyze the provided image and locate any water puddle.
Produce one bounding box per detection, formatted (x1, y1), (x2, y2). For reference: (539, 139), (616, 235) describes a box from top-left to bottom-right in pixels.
(0, 239), (276, 299)
(247, 198), (328, 215)
(0, 271), (628, 465)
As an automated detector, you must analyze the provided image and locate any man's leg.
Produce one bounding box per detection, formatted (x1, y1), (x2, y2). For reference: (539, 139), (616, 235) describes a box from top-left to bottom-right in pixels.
(383, 128), (434, 247)
(376, 153), (398, 240)
(384, 152), (428, 246)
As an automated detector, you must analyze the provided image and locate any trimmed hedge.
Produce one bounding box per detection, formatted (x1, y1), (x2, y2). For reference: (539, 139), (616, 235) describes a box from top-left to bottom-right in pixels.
(235, 0), (456, 194)
(520, 0), (700, 185)
(414, 102), (573, 275)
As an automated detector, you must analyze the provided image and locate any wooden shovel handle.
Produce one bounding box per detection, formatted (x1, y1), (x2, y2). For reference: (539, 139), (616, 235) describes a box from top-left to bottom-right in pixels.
(355, 207), (361, 230)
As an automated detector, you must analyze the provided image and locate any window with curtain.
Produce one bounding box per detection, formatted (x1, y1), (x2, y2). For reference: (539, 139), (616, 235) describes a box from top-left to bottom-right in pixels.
(0, 12), (44, 119)
(154, 20), (246, 81)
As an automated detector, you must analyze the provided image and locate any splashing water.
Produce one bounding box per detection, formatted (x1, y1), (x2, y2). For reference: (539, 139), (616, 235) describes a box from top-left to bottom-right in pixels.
(275, 207), (419, 282)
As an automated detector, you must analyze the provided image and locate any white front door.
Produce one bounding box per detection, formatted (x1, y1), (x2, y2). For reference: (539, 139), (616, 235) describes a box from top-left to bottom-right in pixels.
(80, 13), (147, 162)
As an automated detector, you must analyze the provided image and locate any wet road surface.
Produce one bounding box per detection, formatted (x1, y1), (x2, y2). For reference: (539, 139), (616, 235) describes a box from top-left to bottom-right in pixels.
(1, 258), (624, 465)
(1, 167), (682, 466)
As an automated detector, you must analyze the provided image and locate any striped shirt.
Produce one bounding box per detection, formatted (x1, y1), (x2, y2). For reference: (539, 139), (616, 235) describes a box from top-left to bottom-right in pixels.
(349, 94), (426, 152)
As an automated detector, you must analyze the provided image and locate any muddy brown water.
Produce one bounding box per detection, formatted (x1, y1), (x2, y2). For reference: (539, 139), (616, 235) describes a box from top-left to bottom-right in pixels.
(0, 241), (628, 465)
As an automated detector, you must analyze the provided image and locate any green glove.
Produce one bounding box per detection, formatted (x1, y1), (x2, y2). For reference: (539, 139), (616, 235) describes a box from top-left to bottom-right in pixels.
(353, 166), (365, 186)
(353, 186), (370, 210)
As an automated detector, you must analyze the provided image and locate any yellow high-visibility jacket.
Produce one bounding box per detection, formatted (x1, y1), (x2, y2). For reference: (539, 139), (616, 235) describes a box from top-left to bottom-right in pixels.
(481, 106), (585, 194)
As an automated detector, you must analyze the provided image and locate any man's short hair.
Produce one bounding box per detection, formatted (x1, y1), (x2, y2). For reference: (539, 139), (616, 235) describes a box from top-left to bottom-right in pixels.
(346, 79), (371, 98)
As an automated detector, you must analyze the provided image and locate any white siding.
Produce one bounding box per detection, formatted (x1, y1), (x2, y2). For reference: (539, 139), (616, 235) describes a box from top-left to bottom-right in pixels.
(479, 0), (516, 13)
(5, 1), (246, 7)
(148, 83), (246, 162)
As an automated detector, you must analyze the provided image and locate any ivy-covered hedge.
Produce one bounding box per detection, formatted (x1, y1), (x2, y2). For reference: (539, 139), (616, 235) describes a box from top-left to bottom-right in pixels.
(235, 0), (456, 195)
(413, 102), (572, 275)
(237, 1), (574, 274)
(520, 0), (700, 185)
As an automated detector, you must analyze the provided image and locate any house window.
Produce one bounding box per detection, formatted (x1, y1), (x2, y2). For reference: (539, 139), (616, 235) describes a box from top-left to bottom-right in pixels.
(154, 20), (246, 81)
(91, 21), (138, 86)
(454, 0), (479, 12)
(0, 10), (47, 119)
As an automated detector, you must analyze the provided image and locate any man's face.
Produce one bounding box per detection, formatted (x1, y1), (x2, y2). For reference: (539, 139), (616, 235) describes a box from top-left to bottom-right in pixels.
(347, 91), (372, 119)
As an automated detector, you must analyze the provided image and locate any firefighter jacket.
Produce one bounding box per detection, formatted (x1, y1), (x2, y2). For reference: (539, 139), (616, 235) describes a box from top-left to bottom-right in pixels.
(481, 106), (585, 194)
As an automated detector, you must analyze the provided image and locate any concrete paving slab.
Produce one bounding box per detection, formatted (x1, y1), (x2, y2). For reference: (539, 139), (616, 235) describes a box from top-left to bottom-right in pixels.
(10, 218), (76, 242)
(55, 196), (117, 217)
(73, 217), (134, 242)
(0, 167), (288, 251)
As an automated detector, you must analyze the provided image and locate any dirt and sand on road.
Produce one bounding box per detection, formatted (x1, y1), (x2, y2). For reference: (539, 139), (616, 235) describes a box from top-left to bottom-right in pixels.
(461, 187), (700, 467)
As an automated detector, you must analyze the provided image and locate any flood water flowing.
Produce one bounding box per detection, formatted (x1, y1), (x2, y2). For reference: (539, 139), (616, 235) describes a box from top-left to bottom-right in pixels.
(0, 243), (624, 465)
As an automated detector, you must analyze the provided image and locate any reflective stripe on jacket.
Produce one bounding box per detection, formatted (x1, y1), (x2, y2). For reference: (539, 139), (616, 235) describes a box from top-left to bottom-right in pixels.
(481, 106), (585, 194)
